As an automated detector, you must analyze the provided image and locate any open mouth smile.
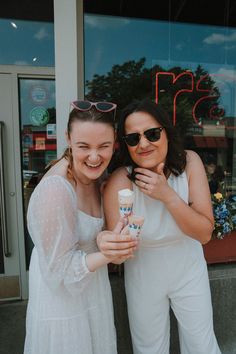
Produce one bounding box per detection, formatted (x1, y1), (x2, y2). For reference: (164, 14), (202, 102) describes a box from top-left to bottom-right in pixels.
(85, 162), (103, 168)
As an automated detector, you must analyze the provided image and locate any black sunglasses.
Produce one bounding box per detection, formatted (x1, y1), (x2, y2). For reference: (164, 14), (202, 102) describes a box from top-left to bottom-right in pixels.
(71, 100), (117, 112)
(123, 127), (164, 146)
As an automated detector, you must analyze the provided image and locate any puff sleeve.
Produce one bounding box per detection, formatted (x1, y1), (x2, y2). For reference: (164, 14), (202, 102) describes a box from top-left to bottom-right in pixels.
(27, 176), (93, 293)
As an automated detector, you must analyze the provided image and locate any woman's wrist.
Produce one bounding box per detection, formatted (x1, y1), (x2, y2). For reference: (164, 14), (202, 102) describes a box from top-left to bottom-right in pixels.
(85, 252), (111, 272)
(96, 231), (103, 250)
(163, 192), (180, 207)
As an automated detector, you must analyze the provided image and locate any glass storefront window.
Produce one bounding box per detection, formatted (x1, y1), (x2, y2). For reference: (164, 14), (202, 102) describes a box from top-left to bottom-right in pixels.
(84, 11), (236, 241)
(19, 78), (56, 267)
(0, 19), (54, 66)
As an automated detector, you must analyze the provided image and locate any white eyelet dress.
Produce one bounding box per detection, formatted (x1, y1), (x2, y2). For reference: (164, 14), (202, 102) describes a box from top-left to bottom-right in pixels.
(24, 175), (117, 354)
(124, 171), (221, 354)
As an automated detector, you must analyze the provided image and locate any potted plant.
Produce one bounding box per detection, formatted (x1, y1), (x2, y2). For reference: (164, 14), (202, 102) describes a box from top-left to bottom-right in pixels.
(203, 192), (236, 264)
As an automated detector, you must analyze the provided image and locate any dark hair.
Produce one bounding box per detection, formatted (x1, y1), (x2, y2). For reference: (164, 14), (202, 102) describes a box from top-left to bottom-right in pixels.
(46, 106), (115, 182)
(116, 98), (186, 180)
(203, 153), (217, 166)
(202, 153), (225, 194)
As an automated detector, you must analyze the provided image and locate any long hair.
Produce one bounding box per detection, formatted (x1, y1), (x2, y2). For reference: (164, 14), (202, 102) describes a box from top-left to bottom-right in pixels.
(116, 98), (186, 180)
(46, 107), (115, 183)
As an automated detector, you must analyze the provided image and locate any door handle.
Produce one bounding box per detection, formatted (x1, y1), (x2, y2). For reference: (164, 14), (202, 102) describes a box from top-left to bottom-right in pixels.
(0, 122), (10, 257)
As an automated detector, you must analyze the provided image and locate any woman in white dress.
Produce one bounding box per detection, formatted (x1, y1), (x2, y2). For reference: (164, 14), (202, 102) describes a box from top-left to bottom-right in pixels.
(98, 99), (221, 354)
(24, 101), (138, 354)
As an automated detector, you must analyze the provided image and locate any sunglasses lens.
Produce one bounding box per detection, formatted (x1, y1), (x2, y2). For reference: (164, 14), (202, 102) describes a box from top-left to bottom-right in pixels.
(124, 133), (140, 146)
(74, 101), (92, 110)
(124, 128), (162, 146)
(145, 128), (161, 142)
(96, 102), (114, 111)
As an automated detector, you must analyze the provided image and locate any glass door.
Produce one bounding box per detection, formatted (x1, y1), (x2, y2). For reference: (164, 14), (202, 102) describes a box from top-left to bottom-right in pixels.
(0, 73), (22, 300)
(18, 78), (56, 268)
(0, 72), (56, 301)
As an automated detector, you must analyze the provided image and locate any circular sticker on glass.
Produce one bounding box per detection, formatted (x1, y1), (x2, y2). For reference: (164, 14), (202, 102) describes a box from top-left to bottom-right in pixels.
(30, 107), (49, 126)
(30, 85), (47, 104)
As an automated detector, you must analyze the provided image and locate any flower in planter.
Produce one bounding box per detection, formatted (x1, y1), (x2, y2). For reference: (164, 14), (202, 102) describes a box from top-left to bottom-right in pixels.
(212, 192), (236, 239)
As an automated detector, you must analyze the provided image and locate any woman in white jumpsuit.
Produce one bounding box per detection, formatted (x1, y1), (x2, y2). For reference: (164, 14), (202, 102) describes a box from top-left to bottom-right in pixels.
(98, 99), (221, 354)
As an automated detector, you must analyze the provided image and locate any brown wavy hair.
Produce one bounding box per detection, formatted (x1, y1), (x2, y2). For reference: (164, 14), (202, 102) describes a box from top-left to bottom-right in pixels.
(116, 98), (186, 180)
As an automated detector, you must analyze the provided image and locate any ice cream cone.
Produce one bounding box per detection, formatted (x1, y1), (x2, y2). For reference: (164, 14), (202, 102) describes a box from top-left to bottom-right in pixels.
(128, 215), (145, 237)
(118, 189), (134, 217)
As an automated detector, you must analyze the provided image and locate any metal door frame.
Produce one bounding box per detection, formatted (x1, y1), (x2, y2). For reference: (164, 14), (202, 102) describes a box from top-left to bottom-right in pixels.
(0, 65), (54, 300)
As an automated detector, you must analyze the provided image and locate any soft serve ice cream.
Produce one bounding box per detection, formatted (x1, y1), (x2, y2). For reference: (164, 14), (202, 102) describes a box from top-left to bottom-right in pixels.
(118, 188), (134, 217)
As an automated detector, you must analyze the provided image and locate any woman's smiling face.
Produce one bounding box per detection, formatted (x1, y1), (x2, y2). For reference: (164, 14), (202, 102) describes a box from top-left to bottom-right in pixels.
(67, 120), (115, 182)
(124, 111), (168, 170)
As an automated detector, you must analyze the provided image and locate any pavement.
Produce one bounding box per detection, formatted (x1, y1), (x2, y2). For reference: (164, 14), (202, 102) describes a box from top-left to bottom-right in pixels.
(0, 274), (179, 354)
(1, 271), (236, 354)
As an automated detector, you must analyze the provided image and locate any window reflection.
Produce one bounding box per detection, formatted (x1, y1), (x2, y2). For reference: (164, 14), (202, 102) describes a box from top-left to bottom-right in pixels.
(84, 13), (236, 238)
(0, 19), (54, 67)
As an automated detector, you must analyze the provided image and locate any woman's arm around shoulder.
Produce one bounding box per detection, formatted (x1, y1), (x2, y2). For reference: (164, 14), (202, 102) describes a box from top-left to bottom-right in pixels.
(97, 167), (138, 262)
(103, 166), (132, 230)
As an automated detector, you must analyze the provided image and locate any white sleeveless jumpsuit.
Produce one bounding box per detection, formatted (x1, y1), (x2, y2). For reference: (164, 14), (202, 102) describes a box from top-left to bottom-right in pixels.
(124, 171), (221, 354)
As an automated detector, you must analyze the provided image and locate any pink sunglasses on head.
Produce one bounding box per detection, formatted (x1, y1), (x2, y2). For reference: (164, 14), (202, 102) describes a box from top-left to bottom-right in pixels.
(71, 100), (117, 112)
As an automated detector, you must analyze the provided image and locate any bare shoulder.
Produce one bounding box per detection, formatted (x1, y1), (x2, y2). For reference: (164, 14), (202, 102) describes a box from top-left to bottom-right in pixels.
(185, 149), (202, 164)
(105, 167), (132, 192)
(185, 149), (204, 170)
(185, 150), (206, 181)
(103, 167), (132, 228)
(44, 158), (68, 179)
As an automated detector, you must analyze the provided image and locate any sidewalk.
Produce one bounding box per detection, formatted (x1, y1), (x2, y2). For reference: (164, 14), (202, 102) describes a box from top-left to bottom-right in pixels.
(1, 270), (236, 354)
(0, 275), (178, 354)
(0, 300), (26, 354)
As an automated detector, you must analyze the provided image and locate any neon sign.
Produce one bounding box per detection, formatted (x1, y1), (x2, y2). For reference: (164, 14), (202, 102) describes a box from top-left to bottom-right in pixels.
(155, 71), (226, 126)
